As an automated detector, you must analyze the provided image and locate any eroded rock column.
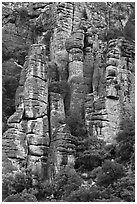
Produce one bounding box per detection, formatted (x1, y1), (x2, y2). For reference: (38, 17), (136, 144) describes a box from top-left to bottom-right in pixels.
(24, 45), (49, 180)
(3, 44), (50, 180)
(85, 38), (135, 143)
(66, 29), (86, 116)
(50, 2), (73, 80)
(47, 2), (76, 179)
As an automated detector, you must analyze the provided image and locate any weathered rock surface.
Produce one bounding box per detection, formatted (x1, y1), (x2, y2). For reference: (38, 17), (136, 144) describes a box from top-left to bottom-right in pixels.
(66, 29), (87, 116)
(3, 42), (49, 178)
(85, 38), (135, 143)
(2, 2), (135, 182)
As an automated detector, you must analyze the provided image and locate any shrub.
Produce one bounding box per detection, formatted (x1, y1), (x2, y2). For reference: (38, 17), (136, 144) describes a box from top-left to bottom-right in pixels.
(124, 10), (135, 41)
(104, 144), (116, 160)
(65, 175), (135, 202)
(75, 151), (102, 172)
(3, 193), (25, 202)
(116, 118), (135, 163)
(32, 180), (54, 201)
(2, 171), (32, 201)
(75, 137), (106, 172)
(65, 185), (121, 202)
(65, 110), (86, 137)
(3, 190), (37, 202)
(17, 7), (29, 22)
(113, 175), (135, 202)
(62, 170), (82, 198)
(46, 167), (82, 201)
(65, 186), (100, 202)
(104, 28), (124, 41)
(96, 160), (125, 187)
(48, 81), (70, 99)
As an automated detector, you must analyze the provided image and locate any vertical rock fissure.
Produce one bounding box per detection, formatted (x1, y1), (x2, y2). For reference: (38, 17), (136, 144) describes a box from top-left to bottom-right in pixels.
(25, 135), (30, 174)
(47, 92), (51, 147)
(71, 3), (75, 32)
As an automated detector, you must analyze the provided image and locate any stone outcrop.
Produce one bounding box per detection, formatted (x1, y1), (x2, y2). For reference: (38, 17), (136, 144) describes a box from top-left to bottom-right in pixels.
(2, 2), (135, 181)
(47, 2), (77, 179)
(66, 29), (87, 116)
(85, 38), (135, 143)
(3, 44), (50, 180)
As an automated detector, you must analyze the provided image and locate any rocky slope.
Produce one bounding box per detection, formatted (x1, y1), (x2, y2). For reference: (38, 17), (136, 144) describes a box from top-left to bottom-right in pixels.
(2, 2), (135, 183)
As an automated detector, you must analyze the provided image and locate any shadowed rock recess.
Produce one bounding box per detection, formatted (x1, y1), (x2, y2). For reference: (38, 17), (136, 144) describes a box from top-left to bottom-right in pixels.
(2, 2), (135, 183)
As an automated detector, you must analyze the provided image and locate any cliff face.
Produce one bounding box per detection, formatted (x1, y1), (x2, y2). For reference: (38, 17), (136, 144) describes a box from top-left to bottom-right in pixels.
(87, 39), (135, 143)
(2, 2), (135, 182)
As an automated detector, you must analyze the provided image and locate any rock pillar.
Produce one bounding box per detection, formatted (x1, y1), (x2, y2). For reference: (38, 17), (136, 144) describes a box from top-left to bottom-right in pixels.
(47, 2), (76, 179)
(48, 92), (76, 180)
(85, 38), (135, 143)
(66, 30), (87, 116)
(3, 44), (49, 180)
(50, 2), (73, 81)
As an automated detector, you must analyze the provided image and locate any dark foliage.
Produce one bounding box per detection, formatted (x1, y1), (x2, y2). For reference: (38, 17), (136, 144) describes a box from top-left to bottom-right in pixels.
(65, 110), (87, 137)
(2, 171), (32, 201)
(103, 28), (123, 41)
(2, 60), (22, 132)
(49, 167), (82, 200)
(3, 191), (37, 202)
(2, 23), (30, 64)
(75, 135), (107, 173)
(115, 118), (135, 164)
(124, 10), (135, 41)
(95, 160), (125, 187)
(48, 81), (70, 99)
(64, 173), (134, 202)
(29, 167), (82, 201)
(65, 186), (100, 202)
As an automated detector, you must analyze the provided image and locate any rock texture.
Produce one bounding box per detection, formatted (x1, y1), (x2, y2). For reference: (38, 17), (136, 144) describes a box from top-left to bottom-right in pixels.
(2, 2), (135, 181)
(3, 43), (50, 180)
(85, 38), (134, 143)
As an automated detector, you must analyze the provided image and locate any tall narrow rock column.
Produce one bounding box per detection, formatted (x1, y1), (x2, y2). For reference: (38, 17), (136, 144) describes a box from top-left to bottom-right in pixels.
(48, 92), (76, 179)
(24, 45), (49, 180)
(3, 44), (50, 181)
(66, 29), (86, 116)
(83, 33), (95, 135)
(83, 42), (94, 93)
(47, 3), (76, 179)
(84, 39), (121, 143)
(48, 93), (65, 177)
(84, 38), (135, 143)
(104, 39), (134, 142)
(50, 2), (73, 80)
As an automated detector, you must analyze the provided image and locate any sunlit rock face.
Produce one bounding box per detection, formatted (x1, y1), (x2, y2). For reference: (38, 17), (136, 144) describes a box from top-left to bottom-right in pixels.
(85, 38), (135, 143)
(2, 2), (135, 180)
(50, 2), (73, 81)
(3, 44), (49, 179)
